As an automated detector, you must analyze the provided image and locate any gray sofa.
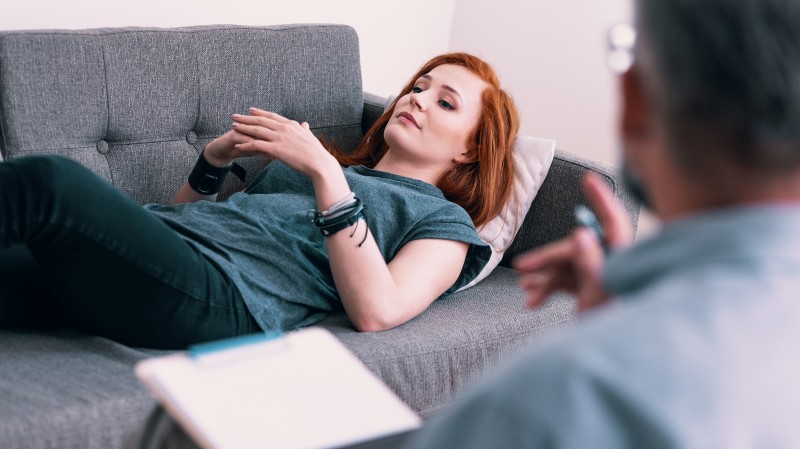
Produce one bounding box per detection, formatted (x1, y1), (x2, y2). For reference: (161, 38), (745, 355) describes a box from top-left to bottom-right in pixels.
(0, 24), (639, 449)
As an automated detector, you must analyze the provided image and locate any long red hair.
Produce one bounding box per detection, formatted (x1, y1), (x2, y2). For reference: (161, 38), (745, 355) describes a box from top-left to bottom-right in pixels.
(332, 52), (519, 228)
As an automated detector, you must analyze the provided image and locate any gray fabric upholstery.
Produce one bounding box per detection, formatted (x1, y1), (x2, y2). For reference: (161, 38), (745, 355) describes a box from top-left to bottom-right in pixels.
(0, 24), (640, 449)
(0, 329), (165, 449)
(502, 149), (639, 265)
(0, 24), (363, 204)
(362, 91), (388, 136)
(321, 266), (576, 417)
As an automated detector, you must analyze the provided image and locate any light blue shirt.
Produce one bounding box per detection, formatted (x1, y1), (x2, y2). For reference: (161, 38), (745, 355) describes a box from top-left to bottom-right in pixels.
(405, 206), (800, 448)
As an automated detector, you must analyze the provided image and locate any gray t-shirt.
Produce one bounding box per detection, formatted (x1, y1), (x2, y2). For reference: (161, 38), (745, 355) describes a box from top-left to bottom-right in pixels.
(146, 161), (490, 332)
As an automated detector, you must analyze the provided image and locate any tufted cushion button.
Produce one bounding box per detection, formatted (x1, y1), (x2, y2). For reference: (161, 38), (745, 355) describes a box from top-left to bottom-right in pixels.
(186, 131), (198, 145)
(96, 140), (110, 155)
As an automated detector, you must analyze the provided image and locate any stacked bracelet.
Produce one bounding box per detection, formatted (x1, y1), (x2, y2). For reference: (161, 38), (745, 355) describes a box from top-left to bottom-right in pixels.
(187, 151), (247, 195)
(308, 193), (368, 244)
(318, 209), (365, 236)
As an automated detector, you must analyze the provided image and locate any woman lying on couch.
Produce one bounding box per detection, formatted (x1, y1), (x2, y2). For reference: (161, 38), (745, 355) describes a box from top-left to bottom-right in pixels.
(0, 52), (519, 349)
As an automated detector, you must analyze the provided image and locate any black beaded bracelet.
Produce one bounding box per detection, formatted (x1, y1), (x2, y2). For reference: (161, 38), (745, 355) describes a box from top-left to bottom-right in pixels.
(188, 151), (233, 195)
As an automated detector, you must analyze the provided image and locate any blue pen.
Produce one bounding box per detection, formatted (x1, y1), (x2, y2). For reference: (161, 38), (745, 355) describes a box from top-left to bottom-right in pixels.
(574, 205), (609, 255)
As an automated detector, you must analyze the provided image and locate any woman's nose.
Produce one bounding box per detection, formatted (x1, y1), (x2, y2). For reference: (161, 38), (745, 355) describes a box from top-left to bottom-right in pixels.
(410, 91), (427, 111)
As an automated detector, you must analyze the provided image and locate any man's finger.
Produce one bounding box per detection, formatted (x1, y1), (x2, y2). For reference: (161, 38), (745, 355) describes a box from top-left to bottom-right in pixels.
(582, 173), (633, 247)
(513, 239), (575, 272)
(519, 271), (556, 309)
(573, 228), (612, 311)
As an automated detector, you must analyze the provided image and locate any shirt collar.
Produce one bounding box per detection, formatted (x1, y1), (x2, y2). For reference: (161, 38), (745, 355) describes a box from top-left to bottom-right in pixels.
(603, 205), (800, 298)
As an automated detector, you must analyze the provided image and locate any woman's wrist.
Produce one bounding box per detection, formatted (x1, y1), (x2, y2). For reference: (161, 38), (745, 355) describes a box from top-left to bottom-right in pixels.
(311, 158), (352, 210)
(188, 151), (235, 195)
(202, 148), (234, 168)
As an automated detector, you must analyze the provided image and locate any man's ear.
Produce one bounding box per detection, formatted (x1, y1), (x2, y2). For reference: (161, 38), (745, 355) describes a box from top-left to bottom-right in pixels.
(619, 67), (651, 140)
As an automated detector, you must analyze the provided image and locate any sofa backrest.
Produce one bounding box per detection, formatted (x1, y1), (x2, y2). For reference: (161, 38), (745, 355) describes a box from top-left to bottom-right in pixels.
(0, 24), (364, 204)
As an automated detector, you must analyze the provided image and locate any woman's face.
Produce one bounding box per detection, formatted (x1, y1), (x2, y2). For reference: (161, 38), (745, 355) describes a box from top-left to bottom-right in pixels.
(384, 64), (488, 168)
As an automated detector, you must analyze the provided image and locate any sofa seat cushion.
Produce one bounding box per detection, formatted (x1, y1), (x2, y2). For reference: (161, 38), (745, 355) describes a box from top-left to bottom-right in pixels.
(0, 266), (576, 449)
(321, 266), (576, 417)
(0, 329), (165, 449)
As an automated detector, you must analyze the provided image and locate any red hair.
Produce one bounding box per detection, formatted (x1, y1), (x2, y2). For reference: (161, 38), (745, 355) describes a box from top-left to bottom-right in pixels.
(332, 52), (519, 228)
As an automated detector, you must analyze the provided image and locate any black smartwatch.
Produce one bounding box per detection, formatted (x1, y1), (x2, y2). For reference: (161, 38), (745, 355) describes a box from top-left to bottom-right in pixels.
(187, 151), (233, 195)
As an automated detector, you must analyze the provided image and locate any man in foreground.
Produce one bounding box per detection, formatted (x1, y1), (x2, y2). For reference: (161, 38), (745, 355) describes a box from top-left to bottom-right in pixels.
(405, 0), (800, 446)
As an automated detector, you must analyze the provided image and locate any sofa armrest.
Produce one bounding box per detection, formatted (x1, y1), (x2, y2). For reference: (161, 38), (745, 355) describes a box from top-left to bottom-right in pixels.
(362, 92), (388, 135)
(500, 149), (641, 267)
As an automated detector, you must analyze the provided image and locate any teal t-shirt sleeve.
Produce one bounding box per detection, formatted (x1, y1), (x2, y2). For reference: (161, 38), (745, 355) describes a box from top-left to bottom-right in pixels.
(403, 214), (492, 296)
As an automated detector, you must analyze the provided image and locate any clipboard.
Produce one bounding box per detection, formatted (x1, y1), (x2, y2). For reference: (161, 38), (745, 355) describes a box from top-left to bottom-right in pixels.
(135, 327), (421, 449)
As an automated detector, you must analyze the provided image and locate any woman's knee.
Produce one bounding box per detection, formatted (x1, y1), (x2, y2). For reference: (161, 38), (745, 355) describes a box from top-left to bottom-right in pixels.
(20, 155), (96, 191)
(0, 155), (109, 233)
(13, 155), (111, 210)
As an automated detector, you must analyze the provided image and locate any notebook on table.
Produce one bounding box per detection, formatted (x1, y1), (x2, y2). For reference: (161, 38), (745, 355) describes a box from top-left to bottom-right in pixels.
(135, 327), (421, 449)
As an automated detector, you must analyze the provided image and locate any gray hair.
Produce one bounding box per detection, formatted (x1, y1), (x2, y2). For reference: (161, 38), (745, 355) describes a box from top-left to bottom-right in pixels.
(635, 0), (800, 174)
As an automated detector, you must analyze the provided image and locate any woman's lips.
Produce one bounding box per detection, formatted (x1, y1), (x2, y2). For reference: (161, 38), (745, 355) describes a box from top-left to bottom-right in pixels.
(397, 112), (420, 129)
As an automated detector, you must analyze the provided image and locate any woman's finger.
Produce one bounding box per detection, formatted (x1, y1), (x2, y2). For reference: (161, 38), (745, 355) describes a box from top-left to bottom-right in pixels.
(248, 107), (293, 124)
(232, 114), (281, 131)
(233, 138), (278, 159)
(231, 122), (277, 142)
(229, 130), (253, 144)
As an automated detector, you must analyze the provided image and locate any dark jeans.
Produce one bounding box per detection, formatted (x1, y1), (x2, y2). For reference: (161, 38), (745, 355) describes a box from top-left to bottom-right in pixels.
(0, 155), (261, 349)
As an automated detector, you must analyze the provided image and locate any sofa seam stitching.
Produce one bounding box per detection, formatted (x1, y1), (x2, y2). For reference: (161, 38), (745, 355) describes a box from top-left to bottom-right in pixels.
(99, 34), (114, 183)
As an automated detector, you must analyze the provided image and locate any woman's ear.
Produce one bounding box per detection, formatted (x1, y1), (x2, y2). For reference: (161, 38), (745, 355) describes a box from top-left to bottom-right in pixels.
(453, 150), (477, 164)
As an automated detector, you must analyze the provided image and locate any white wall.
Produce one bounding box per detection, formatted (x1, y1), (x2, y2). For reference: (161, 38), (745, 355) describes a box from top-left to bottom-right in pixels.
(0, 0), (456, 97)
(449, 1), (659, 234)
(450, 0), (631, 165)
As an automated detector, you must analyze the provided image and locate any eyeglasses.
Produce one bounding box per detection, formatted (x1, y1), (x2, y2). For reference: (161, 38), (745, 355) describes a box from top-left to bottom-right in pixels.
(606, 23), (637, 74)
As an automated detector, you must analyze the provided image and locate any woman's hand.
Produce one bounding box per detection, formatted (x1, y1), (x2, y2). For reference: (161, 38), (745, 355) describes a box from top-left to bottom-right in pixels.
(176, 108), (344, 205)
(230, 108), (338, 182)
(513, 173), (633, 312)
(202, 129), (255, 167)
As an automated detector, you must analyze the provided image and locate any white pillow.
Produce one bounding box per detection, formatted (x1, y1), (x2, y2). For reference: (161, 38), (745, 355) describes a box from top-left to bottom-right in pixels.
(457, 136), (556, 291)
